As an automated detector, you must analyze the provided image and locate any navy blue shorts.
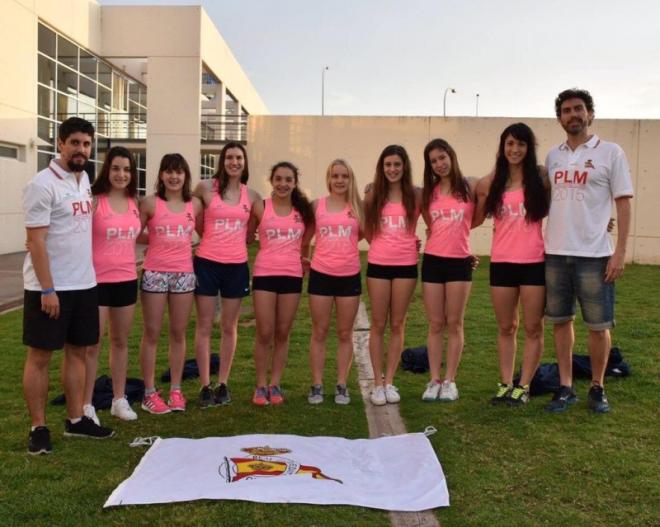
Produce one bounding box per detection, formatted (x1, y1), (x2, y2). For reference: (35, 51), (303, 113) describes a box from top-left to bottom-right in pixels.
(194, 256), (250, 298)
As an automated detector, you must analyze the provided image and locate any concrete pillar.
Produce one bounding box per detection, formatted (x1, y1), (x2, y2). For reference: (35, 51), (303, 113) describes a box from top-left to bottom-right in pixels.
(217, 82), (226, 141)
(145, 56), (201, 187)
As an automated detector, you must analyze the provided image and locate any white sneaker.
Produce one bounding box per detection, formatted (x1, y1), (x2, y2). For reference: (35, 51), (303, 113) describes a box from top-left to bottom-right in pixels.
(83, 404), (100, 426)
(111, 397), (138, 421)
(370, 386), (387, 406)
(438, 380), (459, 401)
(422, 380), (442, 401)
(385, 384), (401, 404)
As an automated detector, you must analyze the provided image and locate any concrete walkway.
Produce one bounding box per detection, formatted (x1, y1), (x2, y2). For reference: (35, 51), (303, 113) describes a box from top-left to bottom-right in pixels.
(353, 302), (441, 527)
(0, 252), (26, 313)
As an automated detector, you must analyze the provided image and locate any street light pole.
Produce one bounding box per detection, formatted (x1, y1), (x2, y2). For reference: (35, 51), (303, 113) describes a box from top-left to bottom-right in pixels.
(476, 93), (480, 117)
(443, 87), (456, 117)
(321, 66), (329, 116)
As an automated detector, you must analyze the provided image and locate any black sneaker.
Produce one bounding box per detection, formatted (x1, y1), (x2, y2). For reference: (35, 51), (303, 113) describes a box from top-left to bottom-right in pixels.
(63, 416), (115, 439)
(545, 385), (578, 413)
(199, 384), (216, 409)
(588, 385), (610, 414)
(214, 383), (232, 405)
(28, 426), (52, 455)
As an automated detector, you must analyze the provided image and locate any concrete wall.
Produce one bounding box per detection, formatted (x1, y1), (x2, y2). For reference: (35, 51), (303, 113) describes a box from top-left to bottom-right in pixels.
(247, 115), (659, 264)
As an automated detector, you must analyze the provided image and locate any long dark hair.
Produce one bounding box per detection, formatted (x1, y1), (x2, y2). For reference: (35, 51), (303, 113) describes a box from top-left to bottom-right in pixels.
(422, 138), (469, 211)
(270, 161), (314, 228)
(365, 145), (416, 235)
(214, 142), (249, 197)
(484, 123), (548, 222)
(155, 153), (192, 202)
(91, 146), (137, 197)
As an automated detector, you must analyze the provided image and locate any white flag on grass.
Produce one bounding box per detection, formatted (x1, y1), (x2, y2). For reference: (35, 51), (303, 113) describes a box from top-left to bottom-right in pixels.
(105, 433), (449, 511)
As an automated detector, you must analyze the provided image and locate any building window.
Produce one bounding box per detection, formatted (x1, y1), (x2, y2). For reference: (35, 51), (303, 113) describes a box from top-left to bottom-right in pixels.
(36, 21), (148, 169)
(0, 144), (19, 159)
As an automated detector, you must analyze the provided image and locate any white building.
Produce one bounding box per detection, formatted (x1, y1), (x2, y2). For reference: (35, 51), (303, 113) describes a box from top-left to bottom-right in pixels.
(1, 0), (268, 254)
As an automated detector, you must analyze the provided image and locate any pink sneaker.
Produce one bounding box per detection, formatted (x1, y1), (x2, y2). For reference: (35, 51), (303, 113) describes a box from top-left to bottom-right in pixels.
(141, 391), (171, 415)
(168, 389), (187, 412)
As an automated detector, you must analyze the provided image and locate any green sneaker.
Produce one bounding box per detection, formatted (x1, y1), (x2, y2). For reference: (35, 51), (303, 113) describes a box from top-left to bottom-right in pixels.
(490, 383), (511, 406)
(507, 384), (530, 407)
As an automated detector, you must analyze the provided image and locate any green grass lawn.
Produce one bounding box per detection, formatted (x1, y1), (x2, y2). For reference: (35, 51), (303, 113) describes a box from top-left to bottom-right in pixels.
(1, 257), (658, 526)
(394, 260), (660, 526)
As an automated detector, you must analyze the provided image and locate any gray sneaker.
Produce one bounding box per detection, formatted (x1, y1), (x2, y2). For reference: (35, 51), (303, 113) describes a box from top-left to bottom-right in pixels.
(334, 384), (350, 405)
(308, 384), (324, 404)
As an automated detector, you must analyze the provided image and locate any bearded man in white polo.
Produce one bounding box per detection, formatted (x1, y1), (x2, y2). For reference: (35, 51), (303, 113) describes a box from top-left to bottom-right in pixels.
(544, 88), (633, 414)
(23, 117), (115, 455)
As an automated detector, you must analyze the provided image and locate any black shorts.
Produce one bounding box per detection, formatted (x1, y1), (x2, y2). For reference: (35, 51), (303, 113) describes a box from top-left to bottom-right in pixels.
(252, 275), (303, 294)
(194, 256), (250, 298)
(421, 254), (473, 283)
(23, 287), (100, 350)
(97, 279), (138, 307)
(490, 262), (545, 287)
(308, 269), (362, 297)
(366, 263), (418, 281)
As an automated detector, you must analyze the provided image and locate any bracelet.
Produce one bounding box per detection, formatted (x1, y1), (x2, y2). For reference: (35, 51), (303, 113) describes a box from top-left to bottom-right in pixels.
(41, 287), (55, 295)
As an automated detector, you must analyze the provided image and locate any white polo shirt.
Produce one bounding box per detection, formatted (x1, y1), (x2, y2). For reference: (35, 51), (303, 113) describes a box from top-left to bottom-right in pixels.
(23, 160), (96, 291)
(544, 135), (634, 257)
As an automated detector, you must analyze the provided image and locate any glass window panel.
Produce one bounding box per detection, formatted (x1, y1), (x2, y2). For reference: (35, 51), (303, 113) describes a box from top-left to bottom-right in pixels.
(57, 93), (77, 120)
(57, 36), (78, 69)
(78, 101), (96, 123)
(98, 62), (112, 88)
(38, 85), (55, 118)
(112, 73), (127, 111)
(97, 111), (109, 137)
(38, 25), (56, 57)
(79, 50), (97, 80)
(79, 75), (96, 104)
(128, 83), (140, 103)
(38, 55), (56, 87)
(38, 152), (55, 172)
(57, 64), (77, 95)
(37, 118), (56, 144)
(139, 87), (147, 107)
(98, 86), (111, 111)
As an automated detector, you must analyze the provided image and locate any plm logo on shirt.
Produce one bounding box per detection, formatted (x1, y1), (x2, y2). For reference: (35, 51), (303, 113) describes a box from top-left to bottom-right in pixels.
(585, 159), (595, 169)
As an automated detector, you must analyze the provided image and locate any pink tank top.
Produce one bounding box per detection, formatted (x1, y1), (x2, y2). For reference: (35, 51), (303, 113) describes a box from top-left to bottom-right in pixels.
(196, 183), (250, 263)
(368, 201), (419, 266)
(424, 188), (474, 258)
(253, 199), (305, 277)
(143, 198), (195, 272)
(311, 197), (360, 276)
(92, 195), (141, 282)
(491, 188), (544, 263)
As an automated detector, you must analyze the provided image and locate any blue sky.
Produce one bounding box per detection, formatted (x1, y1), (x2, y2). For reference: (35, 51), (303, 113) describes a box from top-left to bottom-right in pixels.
(101, 0), (660, 118)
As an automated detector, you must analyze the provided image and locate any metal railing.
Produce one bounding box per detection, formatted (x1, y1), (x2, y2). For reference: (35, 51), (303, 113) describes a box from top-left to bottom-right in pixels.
(72, 113), (247, 142)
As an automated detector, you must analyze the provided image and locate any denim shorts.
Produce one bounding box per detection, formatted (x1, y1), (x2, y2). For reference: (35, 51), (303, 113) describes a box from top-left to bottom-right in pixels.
(545, 254), (614, 330)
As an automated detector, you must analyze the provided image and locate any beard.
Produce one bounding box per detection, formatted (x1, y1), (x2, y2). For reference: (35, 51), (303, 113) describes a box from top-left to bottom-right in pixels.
(67, 155), (88, 172)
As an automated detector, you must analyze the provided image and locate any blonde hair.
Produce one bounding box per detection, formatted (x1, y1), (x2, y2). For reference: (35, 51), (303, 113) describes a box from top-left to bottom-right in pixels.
(326, 159), (364, 230)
